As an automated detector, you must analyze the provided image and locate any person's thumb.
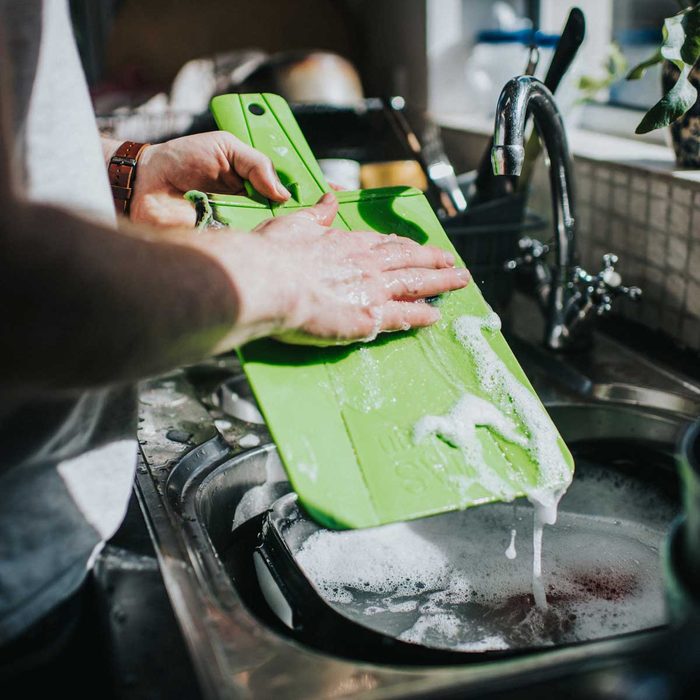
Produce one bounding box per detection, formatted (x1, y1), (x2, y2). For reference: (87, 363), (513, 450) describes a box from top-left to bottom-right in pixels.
(285, 192), (339, 227)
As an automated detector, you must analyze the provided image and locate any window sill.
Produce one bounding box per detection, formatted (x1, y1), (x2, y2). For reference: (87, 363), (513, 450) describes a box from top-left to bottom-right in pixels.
(433, 112), (700, 187)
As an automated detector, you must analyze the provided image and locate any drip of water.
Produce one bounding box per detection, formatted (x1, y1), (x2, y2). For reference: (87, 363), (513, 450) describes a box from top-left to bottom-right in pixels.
(505, 529), (517, 560)
(415, 311), (574, 607)
(529, 489), (567, 608)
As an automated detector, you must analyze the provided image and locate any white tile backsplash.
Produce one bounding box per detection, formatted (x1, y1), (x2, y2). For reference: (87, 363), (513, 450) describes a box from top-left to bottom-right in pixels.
(650, 180), (670, 199)
(436, 124), (699, 351)
(649, 197), (669, 230)
(668, 236), (689, 273)
(688, 281), (700, 318)
(669, 204), (691, 236)
(547, 159), (700, 350)
(689, 242), (700, 283)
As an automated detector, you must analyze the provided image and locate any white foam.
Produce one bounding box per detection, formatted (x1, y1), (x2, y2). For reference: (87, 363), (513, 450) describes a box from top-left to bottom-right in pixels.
(415, 394), (526, 501)
(415, 311), (574, 607)
(452, 312), (572, 497)
(364, 306), (384, 343)
(399, 612), (462, 645)
(292, 461), (673, 652)
(296, 522), (454, 604)
(239, 433), (261, 448)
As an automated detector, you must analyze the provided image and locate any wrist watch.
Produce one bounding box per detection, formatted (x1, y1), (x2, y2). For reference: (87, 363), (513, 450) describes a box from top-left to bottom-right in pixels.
(108, 141), (150, 215)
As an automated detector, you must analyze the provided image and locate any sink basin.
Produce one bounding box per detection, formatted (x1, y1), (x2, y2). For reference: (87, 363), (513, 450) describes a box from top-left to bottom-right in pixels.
(177, 401), (681, 665)
(589, 384), (700, 418)
(135, 294), (700, 698)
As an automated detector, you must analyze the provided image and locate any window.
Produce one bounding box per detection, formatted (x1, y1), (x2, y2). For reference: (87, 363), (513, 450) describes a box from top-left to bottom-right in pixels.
(427, 0), (683, 144)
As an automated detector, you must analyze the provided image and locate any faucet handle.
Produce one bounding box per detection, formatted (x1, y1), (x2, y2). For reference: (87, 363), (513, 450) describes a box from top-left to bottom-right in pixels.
(504, 237), (550, 271)
(573, 252), (642, 317)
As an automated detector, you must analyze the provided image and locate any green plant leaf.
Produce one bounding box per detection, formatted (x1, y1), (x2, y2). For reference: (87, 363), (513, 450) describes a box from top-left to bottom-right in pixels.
(681, 6), (700, 65)
(635, 64), (698, 133)
(627, 49), (662, 80)
(577, 43), (628, 103)
(660, 12), (690, 68)
(630, 6), (700, 132)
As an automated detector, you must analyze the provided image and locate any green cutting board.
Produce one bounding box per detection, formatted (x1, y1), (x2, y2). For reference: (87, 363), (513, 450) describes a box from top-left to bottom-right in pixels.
(209, 93), (574, 529)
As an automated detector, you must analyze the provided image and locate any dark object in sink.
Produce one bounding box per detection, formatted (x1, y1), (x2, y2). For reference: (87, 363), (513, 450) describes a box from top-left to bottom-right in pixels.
(443, 191), (546, 312)
(680, 419), (700, 588)
(666, 419), (700, 621)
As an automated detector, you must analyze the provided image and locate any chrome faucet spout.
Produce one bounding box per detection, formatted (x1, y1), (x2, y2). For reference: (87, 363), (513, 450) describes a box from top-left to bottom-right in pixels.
(491, 76), (578, 350)
(492, 76), (641, 350)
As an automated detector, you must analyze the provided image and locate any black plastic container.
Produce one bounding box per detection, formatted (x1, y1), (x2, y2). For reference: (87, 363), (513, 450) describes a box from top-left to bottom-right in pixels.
(665, 419), (700, 621)
(443, 191), (546, 312)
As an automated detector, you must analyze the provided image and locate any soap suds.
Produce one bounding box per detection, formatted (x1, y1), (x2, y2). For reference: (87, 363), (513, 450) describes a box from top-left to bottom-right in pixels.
(414, 311), (574, 608)
(293, 461), (674, 652)
(363, 306), (384, 343)
(239, 433), (261, 448)
(297, 522), (453, 604)
(415, 394), (526, 501)
(452, 312), (572, 498)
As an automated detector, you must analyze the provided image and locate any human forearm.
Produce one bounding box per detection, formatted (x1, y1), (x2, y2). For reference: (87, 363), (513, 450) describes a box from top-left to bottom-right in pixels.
(0, 192), (469, 398)
(100, 136), (124, 168)
(0, 200), (240, 395)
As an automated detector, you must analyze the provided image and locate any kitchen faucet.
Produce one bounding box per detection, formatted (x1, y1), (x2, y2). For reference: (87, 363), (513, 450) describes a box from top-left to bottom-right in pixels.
(491, 76), (641, 351)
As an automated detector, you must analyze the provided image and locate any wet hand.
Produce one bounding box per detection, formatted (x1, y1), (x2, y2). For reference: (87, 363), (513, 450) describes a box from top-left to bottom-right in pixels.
(200, 193), (470, 347)
(129, 132), (290, 227)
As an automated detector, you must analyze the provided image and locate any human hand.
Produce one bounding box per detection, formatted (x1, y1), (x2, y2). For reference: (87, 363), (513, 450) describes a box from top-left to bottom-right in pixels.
(195, 193), (470, 348)
(129, 132), (290, 227)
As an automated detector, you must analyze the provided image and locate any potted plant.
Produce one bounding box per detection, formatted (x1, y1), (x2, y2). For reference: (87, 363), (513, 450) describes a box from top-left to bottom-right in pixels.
(627, 1), (700, 166)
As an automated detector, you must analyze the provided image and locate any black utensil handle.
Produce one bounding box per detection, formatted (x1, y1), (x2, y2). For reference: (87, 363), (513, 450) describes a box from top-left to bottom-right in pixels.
(516, 8), (586, 191)
(543, 7), (586, 94)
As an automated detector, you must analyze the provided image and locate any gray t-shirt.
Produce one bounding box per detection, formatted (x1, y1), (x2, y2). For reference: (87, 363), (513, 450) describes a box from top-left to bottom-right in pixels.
(0, 0), (137, 643)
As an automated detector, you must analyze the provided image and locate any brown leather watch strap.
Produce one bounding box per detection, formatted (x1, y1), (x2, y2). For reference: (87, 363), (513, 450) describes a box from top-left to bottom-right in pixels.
(108, 141), (150, 215)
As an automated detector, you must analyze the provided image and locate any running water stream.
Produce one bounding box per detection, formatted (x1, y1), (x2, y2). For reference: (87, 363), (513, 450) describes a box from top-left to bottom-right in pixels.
(289, 317), (673, 650)
(414, 312), (574, 608)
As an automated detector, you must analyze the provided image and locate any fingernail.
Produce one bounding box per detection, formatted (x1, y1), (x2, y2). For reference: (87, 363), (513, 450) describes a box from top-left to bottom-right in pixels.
(429, 307), (442, 322)
(318, 192), (335, 204)
(277, 183), (291, 199)
(443, 251), (455, 266)
(456, 268), (470, 282)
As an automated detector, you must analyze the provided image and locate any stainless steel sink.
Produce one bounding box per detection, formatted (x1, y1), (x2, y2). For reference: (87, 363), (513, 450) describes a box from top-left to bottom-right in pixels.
(589, 384), (700, 418)
(135, 305), (699, 698)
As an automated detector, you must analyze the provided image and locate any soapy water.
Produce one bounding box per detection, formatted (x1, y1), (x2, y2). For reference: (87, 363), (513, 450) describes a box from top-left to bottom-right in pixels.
(293, 460), (676, 651)
(415, 312), (573, 609)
